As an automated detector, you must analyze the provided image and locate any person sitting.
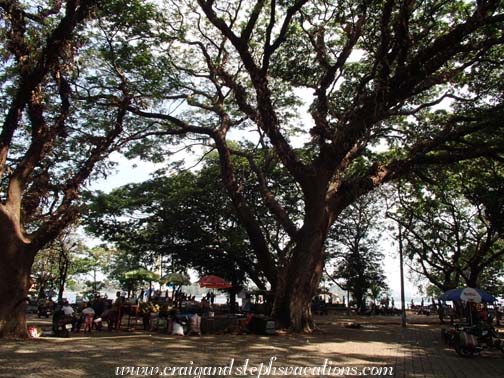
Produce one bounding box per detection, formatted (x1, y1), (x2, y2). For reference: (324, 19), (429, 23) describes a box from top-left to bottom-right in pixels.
(201, 298), (210, 316)
(467, 302), (481, 325)
(480, 305), (489, 323)
(61, 300), (79, 331)
(61, 300), (74, 316)
(187, 313), (201, 336)
(241, 294), (252, 313)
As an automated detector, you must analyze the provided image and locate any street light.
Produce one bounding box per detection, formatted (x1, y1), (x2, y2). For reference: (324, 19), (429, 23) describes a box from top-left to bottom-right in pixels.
(398, 224), (407, 328)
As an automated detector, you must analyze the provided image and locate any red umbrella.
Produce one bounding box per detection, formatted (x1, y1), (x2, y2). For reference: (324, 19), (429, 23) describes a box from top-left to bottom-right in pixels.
(198, 275), (232, 289)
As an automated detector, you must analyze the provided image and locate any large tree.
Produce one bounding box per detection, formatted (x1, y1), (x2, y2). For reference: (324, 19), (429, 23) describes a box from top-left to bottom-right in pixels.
(388, 161), (504, 294)
(5, 0), (504, 335)
(104, 0), (504, 331)
(0, 0), (169, 337)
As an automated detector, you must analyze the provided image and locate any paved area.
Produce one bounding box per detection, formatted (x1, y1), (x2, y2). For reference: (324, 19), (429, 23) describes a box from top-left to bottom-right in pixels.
(0, 314), (503, 378)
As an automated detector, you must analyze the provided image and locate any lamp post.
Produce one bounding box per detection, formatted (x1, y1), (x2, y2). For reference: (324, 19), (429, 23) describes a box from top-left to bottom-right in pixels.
(398, 224), (407, 328)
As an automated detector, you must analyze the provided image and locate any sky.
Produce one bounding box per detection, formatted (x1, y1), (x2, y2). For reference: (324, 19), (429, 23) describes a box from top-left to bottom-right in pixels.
(90, 152), (163, 193)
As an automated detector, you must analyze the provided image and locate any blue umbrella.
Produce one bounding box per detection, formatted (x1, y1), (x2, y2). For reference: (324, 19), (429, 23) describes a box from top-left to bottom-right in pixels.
(438, 287), (496, 303)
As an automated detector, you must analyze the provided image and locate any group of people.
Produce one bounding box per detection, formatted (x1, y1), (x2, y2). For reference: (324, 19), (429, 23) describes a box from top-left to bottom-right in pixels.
(467, 302), (502, 326)
(172, 290), (197, 307)
(435, 300), (503, 326)
(52, 292), (127, 334)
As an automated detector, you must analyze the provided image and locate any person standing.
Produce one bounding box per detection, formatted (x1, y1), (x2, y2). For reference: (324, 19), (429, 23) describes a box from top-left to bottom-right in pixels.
(80, 302), (95, 332)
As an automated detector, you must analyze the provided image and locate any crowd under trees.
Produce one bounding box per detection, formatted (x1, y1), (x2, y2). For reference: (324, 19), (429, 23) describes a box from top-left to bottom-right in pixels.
(1, 0), (504, 337)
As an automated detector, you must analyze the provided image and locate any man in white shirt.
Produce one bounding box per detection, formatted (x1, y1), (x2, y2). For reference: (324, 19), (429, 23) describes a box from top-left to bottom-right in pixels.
(62, 300), (74, 316)
(63, 300), (84, 332)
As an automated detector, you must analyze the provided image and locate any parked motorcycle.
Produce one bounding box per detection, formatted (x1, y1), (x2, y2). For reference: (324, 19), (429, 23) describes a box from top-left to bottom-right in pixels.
(443, 323), (504, 357)
(52, 309), (72, 337)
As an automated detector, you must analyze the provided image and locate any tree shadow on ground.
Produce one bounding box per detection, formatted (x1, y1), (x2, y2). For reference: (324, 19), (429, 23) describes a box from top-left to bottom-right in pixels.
(1, 315), (503, 378)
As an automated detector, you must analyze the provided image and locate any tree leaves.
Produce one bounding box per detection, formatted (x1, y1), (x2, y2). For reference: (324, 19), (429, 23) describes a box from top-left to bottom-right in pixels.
(390, 160), (504, 294)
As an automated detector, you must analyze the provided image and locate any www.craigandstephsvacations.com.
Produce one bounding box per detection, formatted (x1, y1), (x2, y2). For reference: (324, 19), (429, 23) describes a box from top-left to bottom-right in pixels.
(115, 357), (394, 377)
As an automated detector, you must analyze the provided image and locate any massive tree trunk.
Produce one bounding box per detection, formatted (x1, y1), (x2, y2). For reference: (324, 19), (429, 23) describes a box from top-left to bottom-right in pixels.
(0, 212), (34, 338)
(272, 233), (326, 332)
(272, 200), (330, 332)
(354, 289), (367, 312)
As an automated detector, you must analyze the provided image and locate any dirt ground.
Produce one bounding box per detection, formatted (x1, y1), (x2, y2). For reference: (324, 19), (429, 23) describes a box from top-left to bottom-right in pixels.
(0, 313), (503, 378)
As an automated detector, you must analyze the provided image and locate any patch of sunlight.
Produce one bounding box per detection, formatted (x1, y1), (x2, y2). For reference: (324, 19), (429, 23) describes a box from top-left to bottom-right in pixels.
(147, 352), (165, 357)
(247, 344), (278, 351)
(54, 368), (87, 376)
(14, 349), (36, 354)
(159, 343), (194, 350)
(289, 341), (405, 358)
(47, 334), (148, 342)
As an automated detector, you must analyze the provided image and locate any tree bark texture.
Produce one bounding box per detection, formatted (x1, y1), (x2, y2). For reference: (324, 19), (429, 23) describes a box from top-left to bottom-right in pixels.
(0, 209), (34, 338)
(271, 202), (330, 332)
(271, 241), (326, 332)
